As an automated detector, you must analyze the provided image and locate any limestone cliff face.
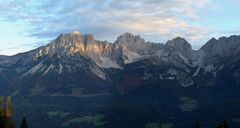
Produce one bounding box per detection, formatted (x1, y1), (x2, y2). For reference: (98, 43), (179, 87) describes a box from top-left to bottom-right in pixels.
(2, 31), (240, 90)
(115, 32), (146, 51)
(35, 32), (118, 68)
(34, 32), (195, 68)
(36, 32), (112, 56)
(35, 32), (151, 68)
(165, 37), (192, 59)
(32, 31), (240, 87)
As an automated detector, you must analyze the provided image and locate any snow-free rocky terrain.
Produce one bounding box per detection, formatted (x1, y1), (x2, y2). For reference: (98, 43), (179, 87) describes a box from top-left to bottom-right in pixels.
(1, 32), (240, 128)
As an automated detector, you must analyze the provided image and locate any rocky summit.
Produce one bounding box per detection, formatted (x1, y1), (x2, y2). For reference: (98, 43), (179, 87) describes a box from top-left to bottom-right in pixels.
(1, 32), (240, 128)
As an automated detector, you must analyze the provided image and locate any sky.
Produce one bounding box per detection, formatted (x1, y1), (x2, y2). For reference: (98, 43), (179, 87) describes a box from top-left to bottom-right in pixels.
(0, 0), (240, 55)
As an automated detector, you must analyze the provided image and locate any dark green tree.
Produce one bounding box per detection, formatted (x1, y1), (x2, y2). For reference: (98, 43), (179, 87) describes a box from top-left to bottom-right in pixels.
(20, 115), (28, 128)
(222, 120), (228, 128)
(4, 96), (15, 128)
(0, 96), (5, 128)
(195, 121), (201, 128)
(216, 124), (222, 128)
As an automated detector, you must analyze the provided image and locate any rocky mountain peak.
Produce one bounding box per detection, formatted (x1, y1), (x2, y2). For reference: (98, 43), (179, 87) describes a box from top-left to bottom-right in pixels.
(200, 35), (240, 55)
(56, 32), (95, 42)
(200, 37), (217, 53)
(2, 31), (240, 90)
(166, 37), (191, 48)
(115, 33), (146, 52)
(34, 32), (118, 68)
(33, 32), (240, 73)
(166, 37), (192, 59)
(83, 34), (95, 45)
(35, 32), (103, 58)
(115, 33), (145, 45)
(71, 31), (81, 35)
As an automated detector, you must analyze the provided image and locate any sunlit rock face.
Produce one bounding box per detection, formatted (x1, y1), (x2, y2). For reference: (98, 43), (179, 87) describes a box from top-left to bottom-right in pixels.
(36, 32), (111, 56)
(35, 32), (119, 68)
(32, 32), (197, 86)
(35, 32), (155, 68)
(26, 31), (240, 88)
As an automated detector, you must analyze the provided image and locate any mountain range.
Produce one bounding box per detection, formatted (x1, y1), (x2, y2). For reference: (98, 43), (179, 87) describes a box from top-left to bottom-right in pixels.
(1, 31), (240, 128)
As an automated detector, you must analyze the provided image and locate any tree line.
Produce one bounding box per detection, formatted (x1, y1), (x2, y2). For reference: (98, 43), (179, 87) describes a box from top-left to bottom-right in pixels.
(196, 120), (229, 128)
(0, 96), (28, 128)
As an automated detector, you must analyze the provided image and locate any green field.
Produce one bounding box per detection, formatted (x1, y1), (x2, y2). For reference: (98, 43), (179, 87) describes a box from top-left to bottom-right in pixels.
(61, 114), (106, 127)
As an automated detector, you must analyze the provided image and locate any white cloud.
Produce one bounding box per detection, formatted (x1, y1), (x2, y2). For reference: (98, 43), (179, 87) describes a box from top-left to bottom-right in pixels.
(0, 0), (218, 53)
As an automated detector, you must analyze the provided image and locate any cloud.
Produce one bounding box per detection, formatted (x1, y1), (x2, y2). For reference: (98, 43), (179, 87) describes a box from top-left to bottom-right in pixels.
(0, 0), (216, 48)
(0, 45), (29, 55)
